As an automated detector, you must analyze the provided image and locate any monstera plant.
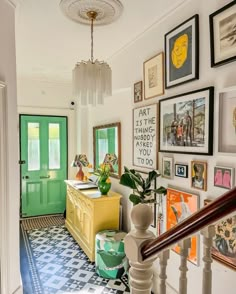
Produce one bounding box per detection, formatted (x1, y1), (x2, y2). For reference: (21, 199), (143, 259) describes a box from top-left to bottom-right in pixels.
(119, 166), (167, 205)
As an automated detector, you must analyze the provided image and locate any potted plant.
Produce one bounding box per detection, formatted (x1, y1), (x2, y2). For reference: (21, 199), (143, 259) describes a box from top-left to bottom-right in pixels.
(94, 163), (112, 195)
(119, 166), (167, 205)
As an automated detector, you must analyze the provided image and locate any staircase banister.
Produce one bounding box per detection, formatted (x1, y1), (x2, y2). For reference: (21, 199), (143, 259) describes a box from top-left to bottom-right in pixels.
(141, 187), (236, 261)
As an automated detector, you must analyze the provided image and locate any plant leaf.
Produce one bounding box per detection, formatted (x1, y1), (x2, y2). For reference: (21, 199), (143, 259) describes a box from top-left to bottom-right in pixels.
(153, 186), (167, 195)
(129, 194), (142, 205)
(119, 173), (136, 189)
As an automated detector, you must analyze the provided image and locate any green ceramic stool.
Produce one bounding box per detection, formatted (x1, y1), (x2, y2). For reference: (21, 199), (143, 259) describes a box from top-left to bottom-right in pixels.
(95, 229), (128, 279)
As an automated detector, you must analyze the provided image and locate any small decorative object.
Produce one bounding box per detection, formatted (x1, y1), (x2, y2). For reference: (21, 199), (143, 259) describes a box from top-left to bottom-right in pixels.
(95, 163), (112, 195)
(133, 104), (158, 169)
(162, 157), (173, 179)
(191, 161), (207, 191)
(134, 81), (143, 103)
(143, 52), (164, 99)
(167, 187), (199, 265)
(159, 87), (214, 155)
(175, 163), (188, 178)
(217, 86), (236, 155)
(119, 166), (166, 205)
(165, 14), (199, 88)
(204, 199), (236, 270)
(209, 1), (236, 67)
(71, 154), (91, 181)
(214, 166), (234, 189)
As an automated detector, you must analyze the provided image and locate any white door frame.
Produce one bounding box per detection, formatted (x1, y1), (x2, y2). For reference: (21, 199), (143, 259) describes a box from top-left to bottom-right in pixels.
(0, 82), (10, 294)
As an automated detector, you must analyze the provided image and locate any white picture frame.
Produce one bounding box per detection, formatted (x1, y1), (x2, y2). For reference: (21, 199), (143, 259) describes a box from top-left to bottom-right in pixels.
(162, 157), (173, 179)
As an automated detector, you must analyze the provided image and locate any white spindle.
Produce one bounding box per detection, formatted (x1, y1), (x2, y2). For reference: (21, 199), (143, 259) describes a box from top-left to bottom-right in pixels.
(200, 225), (215, 294)
(158, 249), (170, 294)
(178, 238), (191, 294)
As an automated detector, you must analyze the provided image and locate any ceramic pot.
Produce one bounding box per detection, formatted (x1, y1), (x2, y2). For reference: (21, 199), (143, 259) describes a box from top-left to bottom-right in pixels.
(98, 179), (111, 195)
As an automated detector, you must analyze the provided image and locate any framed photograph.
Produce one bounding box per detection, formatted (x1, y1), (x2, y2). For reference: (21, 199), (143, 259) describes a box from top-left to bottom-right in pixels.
(134, 81), (143, 103)
(133, 104), (158, 169)
(214, 166), (235, 189)
(204, 199), (236, 270)
(175, 163), (188, 178)
(165, 14), (199, 89)
(159, 87), (214, 155)
(217, 86), (236, 155)
(191, 161), (207, 191)
(167, 187), (199, 265)
(143, 52), (164, 99)
(162, 157), (173, 179)
(134, 170), (157, 228)
(210, 1), (236, 67)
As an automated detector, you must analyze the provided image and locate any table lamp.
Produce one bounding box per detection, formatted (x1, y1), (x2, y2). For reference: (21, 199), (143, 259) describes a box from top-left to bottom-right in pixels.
(71, 154), (89, 181)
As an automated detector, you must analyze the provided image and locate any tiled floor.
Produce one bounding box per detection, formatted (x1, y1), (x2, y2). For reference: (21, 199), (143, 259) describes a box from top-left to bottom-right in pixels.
(20, 225), (129, 293)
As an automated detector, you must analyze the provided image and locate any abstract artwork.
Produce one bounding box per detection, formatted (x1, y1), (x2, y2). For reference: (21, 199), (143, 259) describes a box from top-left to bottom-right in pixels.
(214, 166), (234, 189)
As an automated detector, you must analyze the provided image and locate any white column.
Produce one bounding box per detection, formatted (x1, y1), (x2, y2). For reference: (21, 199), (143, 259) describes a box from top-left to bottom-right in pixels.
(200, 225), (215, 294)
(178, 238), (191, 294)
(158, 249), (170, 294)
(124, 203), (157, 294)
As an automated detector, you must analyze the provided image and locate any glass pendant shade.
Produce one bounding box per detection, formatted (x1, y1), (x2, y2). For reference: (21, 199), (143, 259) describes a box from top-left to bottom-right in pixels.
(73, 59), (112, 106)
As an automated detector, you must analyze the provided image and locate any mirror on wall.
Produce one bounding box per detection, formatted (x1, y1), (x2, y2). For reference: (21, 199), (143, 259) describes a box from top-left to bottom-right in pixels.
(93, 122), (121, 179)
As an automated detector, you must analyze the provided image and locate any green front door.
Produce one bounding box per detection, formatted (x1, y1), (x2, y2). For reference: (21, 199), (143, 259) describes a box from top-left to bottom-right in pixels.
(20, 115), (68, 217)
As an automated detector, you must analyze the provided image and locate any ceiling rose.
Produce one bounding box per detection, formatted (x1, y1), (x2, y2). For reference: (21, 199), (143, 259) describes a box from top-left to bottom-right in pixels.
(60, 0), (123, 26)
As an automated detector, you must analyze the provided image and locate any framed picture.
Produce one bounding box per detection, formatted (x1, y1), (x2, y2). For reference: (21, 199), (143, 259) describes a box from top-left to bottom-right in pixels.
(134, 81), (143, 103)
(204, 199), (236, 270)
(217, 86), (236, 155)
(159, 87), (214, 155)
(134, 170), (157, 228)
(209, 1), (236, 67)
(143, 52), (164, 99)
(162, 157), (173, 179)
(165, 14), (199, 89)
(133, 104), (158, 169)
(175, 163), (188, 178)
(214, 166), (235, 190)
(167, 187), (199, 265)
(191, 161), (207, 191)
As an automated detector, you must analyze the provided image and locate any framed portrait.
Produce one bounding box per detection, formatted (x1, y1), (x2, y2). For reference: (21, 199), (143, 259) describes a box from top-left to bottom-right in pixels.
(134, 170), (157, 228)
(191, 161), (207, 191)
(133, 104), (158, 169)
(134, 81), (143, 103)
(214, 166), (235, 190)
(175, 163), (188, 178)
(204, 199), (236, 270)
(209, 1), (236, 67)
(143, 52), (164, 99)
(162, 157), (173, 179)
(165, 14), (199, 89)
(159, 87), (214, 155)
(217, 86), (236, 155)
(167, 187), (199, 265)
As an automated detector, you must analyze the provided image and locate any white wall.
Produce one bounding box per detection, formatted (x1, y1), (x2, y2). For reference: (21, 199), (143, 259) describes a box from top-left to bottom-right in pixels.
(87, 0), (236, 293)
(0, 0), (22, 293)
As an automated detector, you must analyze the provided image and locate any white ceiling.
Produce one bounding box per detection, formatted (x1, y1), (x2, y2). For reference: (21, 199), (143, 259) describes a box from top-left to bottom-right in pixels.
(15, 0), (185, 83)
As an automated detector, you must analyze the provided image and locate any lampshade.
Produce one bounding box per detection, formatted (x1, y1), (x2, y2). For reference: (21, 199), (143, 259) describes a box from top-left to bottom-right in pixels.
(103, 153), (118, 165)
(71, 154), (89, 167)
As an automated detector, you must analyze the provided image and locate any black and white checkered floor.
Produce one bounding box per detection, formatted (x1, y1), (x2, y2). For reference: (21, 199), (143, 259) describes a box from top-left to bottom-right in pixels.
(20, 225), (130, 294)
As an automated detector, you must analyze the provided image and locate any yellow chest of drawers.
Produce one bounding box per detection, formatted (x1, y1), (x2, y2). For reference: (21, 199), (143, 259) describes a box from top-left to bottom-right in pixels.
(65, 181), (122, 262)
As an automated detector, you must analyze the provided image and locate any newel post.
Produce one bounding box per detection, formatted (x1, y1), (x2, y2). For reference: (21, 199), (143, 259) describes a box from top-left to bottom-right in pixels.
(124, 203), (157, 293)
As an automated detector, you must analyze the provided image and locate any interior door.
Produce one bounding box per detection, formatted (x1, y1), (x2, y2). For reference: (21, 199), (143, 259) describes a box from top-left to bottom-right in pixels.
(20, 115), (68, 217)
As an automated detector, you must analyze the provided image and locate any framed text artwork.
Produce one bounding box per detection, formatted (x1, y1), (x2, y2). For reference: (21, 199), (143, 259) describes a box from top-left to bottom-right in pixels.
(167, 188), (199, 265)
(134, 81), (143, 103)
(159, 87), (214, 155)
(209, 1), (236, 67)
(133, 104), (158, 169)
(204, 199), (236, 270)
(217, 86), (236, 155)
(165, 14), (199, 89)
(143, 52), (164, 99)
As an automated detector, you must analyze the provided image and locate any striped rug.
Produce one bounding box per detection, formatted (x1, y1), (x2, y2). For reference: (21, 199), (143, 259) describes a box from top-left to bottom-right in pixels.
(20, 214), (65, 231)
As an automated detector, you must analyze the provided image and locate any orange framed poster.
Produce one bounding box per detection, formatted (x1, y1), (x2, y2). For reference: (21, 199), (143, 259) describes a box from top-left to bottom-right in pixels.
(166, 187), (199, 265)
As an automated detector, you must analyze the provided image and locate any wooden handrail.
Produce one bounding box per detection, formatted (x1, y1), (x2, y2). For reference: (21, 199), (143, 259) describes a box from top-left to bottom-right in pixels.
(141, 187), (236, 261)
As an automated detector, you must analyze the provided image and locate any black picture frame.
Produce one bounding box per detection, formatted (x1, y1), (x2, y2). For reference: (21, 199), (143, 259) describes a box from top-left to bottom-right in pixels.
(209, 1), (236, 67)
(164, 14), (199, 89)
(175, 163), (188, 178)
(159, 87), (214, 155)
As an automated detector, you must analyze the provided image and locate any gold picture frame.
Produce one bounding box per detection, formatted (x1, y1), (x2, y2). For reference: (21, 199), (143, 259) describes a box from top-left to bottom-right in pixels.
(191, 160), (207, 191)
(143, 52), (164, 99)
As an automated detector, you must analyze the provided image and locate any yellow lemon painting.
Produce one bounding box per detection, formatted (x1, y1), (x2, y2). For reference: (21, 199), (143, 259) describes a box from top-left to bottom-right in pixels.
(171, 34), (188, 69)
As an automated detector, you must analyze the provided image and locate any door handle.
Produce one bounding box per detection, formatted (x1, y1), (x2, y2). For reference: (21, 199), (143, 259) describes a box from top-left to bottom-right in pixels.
(22, 176), (29, 179)
(40, 175), (50, 179)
